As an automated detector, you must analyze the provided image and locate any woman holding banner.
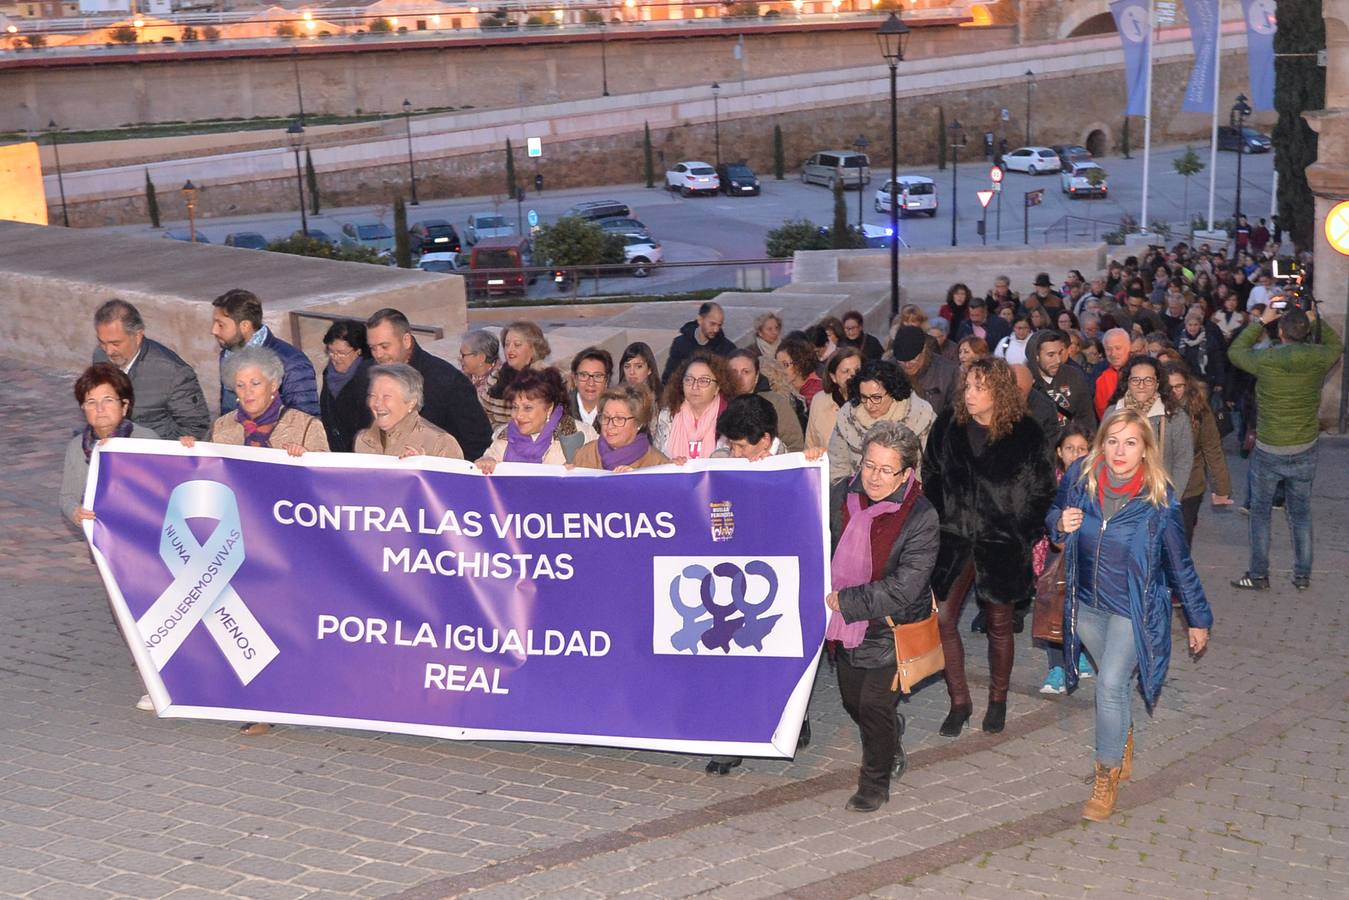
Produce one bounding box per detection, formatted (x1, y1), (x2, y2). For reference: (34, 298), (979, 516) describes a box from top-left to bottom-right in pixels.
(476, 368), (594, 471)
(183, 347), (329, 458)
(573, 384), (669, 472)
(825, 421), (940, 812)
(354, 364), (464, 460)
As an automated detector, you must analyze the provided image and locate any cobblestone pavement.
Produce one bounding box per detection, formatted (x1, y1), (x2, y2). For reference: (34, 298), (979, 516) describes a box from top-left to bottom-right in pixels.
(2, 356), (1345, 899)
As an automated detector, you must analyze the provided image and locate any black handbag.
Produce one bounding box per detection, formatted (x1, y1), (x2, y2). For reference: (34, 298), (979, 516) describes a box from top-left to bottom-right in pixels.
(1210, 395), (1233, 439)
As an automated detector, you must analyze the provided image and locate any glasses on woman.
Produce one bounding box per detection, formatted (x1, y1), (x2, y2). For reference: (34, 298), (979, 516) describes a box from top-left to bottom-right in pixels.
(576, 372), (608, 383)
(599, 414), (635, 428)
(82, 396), (122, 410)
(1129, 376), (1157, 387)
(861, 461), (903, 478)
(683, 376), (716, 388)
(859, 391), (888, 406)
(327, 346), (359, 361)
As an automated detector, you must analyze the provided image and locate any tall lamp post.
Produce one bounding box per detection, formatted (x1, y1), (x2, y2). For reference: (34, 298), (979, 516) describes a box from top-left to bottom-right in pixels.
(401, 99), (419, 206)
(287, 121), (309, 236)
(599, 18), (610, 97)
(47, 119), (69, 228)
(877, 12), (910, 320)
(181, 180), (198, 243)
(711, 81), (721, 166)
(291, 47), (305, 126)
(853, 134), (869, 235)
(1024, 70), (1036, 146)
(949, 119), (964, 247)
(1231, 93), (1251, 218)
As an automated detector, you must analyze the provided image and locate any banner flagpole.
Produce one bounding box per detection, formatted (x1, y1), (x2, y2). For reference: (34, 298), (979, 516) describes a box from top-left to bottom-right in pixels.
(1206, 0), (1223, 230)
(1141, 0), (1156, 234)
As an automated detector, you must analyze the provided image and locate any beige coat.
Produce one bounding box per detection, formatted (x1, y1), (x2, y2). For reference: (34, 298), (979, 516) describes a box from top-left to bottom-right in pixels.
(209, 408), (329, 452)
(572, 439), (670, 471)
(805, 391), (841, 451)
(827, 394), (935, 483)
(354, 414), (463, 459)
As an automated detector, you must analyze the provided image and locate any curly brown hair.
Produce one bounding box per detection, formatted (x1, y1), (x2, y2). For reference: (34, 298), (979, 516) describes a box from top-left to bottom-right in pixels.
(953, 357), (1026, 442)
(661, 351), (734, 414)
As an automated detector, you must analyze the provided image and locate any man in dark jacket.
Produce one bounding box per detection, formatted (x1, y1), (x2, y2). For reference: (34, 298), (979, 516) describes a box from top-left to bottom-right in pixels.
(211, 289), (320, 416)
(1024, 330), (1096, 440)
(92, 298), (211, 439)
(366, 308), (493, 461)
(661, 302), (736, 382)
(953, 297), (1011, 348)
(891, 325), (959, 415)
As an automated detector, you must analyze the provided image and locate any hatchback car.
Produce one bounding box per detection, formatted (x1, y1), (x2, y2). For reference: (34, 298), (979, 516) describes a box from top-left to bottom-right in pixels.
(224, 231), (268, 250)
(409, 219), (462, 255)
(417, 251), (463, 274)
(596, 216), (651, 237)
(620, 234), (662, 278)
(665, 161), (720, 196)
(1050, 144), (1092, 171)
(163, 229), (210, 243)
(1060, 161), (1109, 197)
(1000, 146), (1061, 175)
(341, 222), (395, 253)
(874, 175), (937, 217)
(716, 162), (760, 196)
(1217, 126), (1271, 153)
(464, 212), (515, 245)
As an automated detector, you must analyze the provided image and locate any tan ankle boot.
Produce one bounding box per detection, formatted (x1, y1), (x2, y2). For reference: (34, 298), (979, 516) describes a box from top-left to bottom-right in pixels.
(1082, 762), (1123, 821)
(1120, 728), (1134, 781)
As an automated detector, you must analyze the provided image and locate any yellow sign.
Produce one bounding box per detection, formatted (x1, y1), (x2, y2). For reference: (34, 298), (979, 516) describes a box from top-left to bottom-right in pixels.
(0, 142), (49, 226)
(1326, 200), (1349, 256)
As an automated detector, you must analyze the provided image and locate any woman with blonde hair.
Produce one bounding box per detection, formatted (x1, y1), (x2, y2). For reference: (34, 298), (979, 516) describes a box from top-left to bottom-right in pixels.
(573, 384), (670, 471)
(1048, 409), (1212, 821)
(483, 320), (551, 426)
(747, 311), (783, 361)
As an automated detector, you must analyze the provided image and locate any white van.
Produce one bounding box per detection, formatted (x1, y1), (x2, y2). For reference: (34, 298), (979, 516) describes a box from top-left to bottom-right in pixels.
(801, 151), (871, 189)
(874, 176), (938, 217)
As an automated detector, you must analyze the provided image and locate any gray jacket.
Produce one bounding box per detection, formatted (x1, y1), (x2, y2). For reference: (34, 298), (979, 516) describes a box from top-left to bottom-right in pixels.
(59, 423), (159, 521)
(93, 338), (211, 439)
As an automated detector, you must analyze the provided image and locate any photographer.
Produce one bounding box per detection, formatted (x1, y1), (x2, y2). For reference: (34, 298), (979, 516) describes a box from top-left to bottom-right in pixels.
(1227, 297), (1343, 592)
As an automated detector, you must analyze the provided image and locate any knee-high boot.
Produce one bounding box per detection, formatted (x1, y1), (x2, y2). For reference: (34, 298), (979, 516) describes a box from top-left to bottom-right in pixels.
(982, 601), (1015, 733)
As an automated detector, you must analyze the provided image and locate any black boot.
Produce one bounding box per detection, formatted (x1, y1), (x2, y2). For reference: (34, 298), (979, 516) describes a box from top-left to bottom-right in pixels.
(940, 705), (972, 737)
(892, 714), (907, 780)
(704, 757), (741, 776)
(982, 701), (1007, 734)
(844, 790), (888, 812)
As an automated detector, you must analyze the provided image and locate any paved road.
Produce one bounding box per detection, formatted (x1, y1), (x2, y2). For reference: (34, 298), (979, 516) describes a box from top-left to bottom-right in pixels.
(3, 350), (1345, 899)
(95, 143), (1276, 299)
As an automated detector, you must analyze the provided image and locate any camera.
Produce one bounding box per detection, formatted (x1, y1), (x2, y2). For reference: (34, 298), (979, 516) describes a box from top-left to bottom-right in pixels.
(1271, 257), (1301, 282)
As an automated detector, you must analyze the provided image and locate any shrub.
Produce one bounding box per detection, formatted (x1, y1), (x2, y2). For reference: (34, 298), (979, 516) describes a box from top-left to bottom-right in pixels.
(766, 218), (827, 257)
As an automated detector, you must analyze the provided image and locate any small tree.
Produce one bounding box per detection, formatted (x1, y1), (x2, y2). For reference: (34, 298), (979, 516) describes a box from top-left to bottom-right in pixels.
(202, 25), (221, 41)
(533, 216), (624, 268)
(643, 122), (655, 188)
(773, 123), (785, 180)
(181, 25), (198, 42)
(267, 234), (386, 264)
(582, 10), (604, 23)
(1121, 117), (1131, 159)
(144, 170), (160, 228)
(936, 107), (947, 171)
(369, 17), (393, 33)
(393, 196), (412, 268)
(829, 179), (862, 249)
(274, 22), (297, 38)
(110, 25), (139, 44)
(723, 0), (758, 17)
(25, 34), (47, 49)
(1172, 146), (1205, 229)
(505, 137), (517, 199)
(305, 149), (320, 215)
(765, 218), (826, 257)
(1084, 166), (1107, 222)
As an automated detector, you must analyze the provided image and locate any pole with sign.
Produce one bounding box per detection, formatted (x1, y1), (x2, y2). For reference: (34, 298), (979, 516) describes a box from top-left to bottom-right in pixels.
(1327, 200), (1349, 432)
(976, 190), (993, 245)
(1024, 189), (1043, 245)
(991, 165), (1004, 241)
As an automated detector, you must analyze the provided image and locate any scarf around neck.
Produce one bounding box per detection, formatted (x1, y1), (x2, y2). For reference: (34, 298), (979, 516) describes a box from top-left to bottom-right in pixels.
(1096, 459), (1145, 513)
(598, 433), (651, 470)
(238, 395), (284, 448)
(826, 475), (920, 649)
(505, 405), (563, 464)
(667, 396), (724, 459)
(82, 418), (135, 461)
(325, 358), (361, 399)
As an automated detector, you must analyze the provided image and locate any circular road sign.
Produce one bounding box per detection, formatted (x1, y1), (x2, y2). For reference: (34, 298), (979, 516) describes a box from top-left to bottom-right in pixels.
(990, 166), (1004, 184)
(1326, 200), (1349, 256)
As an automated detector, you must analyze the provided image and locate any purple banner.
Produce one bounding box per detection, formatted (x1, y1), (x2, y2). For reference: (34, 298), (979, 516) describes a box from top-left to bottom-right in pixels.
(1241, 0), (1275, 111)
(85, 441), (829, 756)
(1111, 0), (1153, 117)
(1182, 0), (1220, 113)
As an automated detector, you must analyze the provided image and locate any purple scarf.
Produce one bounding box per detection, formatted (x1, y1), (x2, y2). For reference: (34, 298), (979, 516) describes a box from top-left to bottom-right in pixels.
(826, 475), (915, 648)
(82, 418), (135, 461)
(504, 405), (564, 464)
(598, 433), (651, 470)
(238, 395), (284, 448)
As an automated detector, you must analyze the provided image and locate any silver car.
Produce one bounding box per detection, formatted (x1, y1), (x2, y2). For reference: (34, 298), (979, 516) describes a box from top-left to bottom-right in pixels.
(340, 221), (394, 253)
(465, 213), (515, 245)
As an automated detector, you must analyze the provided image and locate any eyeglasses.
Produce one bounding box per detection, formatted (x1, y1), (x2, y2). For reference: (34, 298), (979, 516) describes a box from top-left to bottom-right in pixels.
(575, 372), (608, 383)
(599, 414), (635, 428)
(326, 346), (359, 361)
(458, 350), (483, 360)
(859, 392), (889, 405)
(683, 376), (717, 388)
(1129, 376), (1157, 386)
(861, 461), (904, 478)
(82, 396), (122, 410)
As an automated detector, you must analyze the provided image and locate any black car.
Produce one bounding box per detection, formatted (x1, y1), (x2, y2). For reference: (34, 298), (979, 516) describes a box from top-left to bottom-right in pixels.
(224, 232), (269, 250)
(409, 219), (462, 255)
(1050, 144), (1092, 172)
(1217, 126), (1272, 153)
(562, 200), (632, 221)
(717, 162), (761, 196)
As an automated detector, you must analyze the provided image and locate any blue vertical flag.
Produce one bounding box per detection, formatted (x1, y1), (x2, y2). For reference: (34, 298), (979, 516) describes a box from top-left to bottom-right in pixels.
(1111, 0), (1153, 117)
(1241, 0), (1276, 111)
(1181, 0), (1220, 112)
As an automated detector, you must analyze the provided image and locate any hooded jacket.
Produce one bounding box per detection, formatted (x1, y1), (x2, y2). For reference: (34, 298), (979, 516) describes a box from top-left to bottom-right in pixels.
(1024, 331), (1098, 436)
(661, 320), (738, 382)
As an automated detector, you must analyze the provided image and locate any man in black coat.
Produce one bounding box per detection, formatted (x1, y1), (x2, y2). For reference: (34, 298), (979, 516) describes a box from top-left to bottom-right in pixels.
(953, 297), (1011, 348)
(1023, 330), (1097, 442)
(891, 326), (960, 415)
(365, 308), (493, 461)
(92, 299), (211, 439)
(661, 301), (736, 382)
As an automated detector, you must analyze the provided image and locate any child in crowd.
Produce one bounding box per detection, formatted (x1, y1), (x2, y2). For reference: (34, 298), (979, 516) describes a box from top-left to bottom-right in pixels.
(1037, 424), (1097, 694)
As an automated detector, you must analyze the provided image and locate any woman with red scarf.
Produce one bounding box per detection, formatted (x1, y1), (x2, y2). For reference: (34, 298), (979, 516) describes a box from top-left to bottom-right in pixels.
(1048, 409), (1212, 822)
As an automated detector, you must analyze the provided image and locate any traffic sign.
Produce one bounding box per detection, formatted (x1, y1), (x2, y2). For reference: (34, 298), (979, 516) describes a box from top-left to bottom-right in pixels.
(992, 181), (1002, 193)
(1326, 200), (1349, 256)
(527, 209), (539, 228)
(1025, 189), (1044, 208)
(527, 137), (542, 158)
(990, 166), (1004, 184)
(1000, 108), (1010, 122)
(976, 190), (994, 209)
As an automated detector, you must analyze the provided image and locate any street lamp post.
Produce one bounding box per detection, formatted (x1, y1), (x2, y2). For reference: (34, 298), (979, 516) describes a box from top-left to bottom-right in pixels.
(1231, 93), (1252, 218)
(291, 47), (305, 126)
(711, 82), (721, 166)
(1024, 70), (1035, 146)
(401, 99), (419, 206)
(949, 120), (964, 247)
(599, 19), (610, 97)
(877, 12), (910, 320)
(47, 119), (69, 227)
(853, 134), (869, 235)
(287, 121), (309, 236)
(181, 180), (198, 243)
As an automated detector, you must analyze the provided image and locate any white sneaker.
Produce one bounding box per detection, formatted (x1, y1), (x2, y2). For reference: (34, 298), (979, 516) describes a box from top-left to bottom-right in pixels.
(136, 694), (154, 711)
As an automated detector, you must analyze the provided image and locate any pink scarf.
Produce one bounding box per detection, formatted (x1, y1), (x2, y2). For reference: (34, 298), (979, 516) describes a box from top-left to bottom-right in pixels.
(826, 475), (917, 648)
(666, 397), (725, 459)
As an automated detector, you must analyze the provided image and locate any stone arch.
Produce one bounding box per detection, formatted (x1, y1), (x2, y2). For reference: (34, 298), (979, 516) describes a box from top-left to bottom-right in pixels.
(1059, 6), (1117, 40)
(1084, 126), (1110, 157)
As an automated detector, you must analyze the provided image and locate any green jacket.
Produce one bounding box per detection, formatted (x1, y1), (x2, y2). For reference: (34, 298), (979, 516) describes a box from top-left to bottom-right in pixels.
(1228, 320), (1343, 448)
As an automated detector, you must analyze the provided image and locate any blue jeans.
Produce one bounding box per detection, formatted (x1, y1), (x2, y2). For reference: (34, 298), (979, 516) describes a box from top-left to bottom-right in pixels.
(1248, 444), (1319, 580)
(1075, 602), (1137, 768)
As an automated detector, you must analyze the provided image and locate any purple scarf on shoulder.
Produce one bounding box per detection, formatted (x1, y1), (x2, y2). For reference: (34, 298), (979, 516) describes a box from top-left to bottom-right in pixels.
(238, 395), (284, 448)
(598, 433), (651, 470)
(505, 405), (563, 464)
(82, 418), (135, 461)
(826, 474), (918, 648)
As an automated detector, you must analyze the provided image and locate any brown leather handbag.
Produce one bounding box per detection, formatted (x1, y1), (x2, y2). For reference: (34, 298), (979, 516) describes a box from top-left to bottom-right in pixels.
(1032, 552), (1066, 643)
(885, 591), (945, 693)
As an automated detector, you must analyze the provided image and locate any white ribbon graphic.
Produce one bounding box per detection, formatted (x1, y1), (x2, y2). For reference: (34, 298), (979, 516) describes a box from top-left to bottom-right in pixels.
(135, 480), (279, 685)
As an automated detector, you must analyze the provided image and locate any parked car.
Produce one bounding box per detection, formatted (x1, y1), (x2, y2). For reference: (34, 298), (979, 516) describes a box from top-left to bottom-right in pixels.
(596, 216), (651, 237)
(1060, 161), (1109, 197)
(1217, 126), (1272, 153)
(295, 228), (338, 247)
(620, 234), (662, 278)
(409, 219), (462, 255)
(873, 175), (938, 217)
(665, 161), (720, 196)
(1000, 146), (1061, 175)
(563, 200), (632, 221)
(801, 150), (871, 189)
(1050, 144), (1092, 171)
(162, 229), (210, 243)
(417, 251), (463, 274)
(859, 223), (907, 249)
(464, 212), (515, 245)
(716, 162), (761, 196)
(224, 231), (268, 250)
(467, 236), (535, 298)
(341, 221), (395, 253)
